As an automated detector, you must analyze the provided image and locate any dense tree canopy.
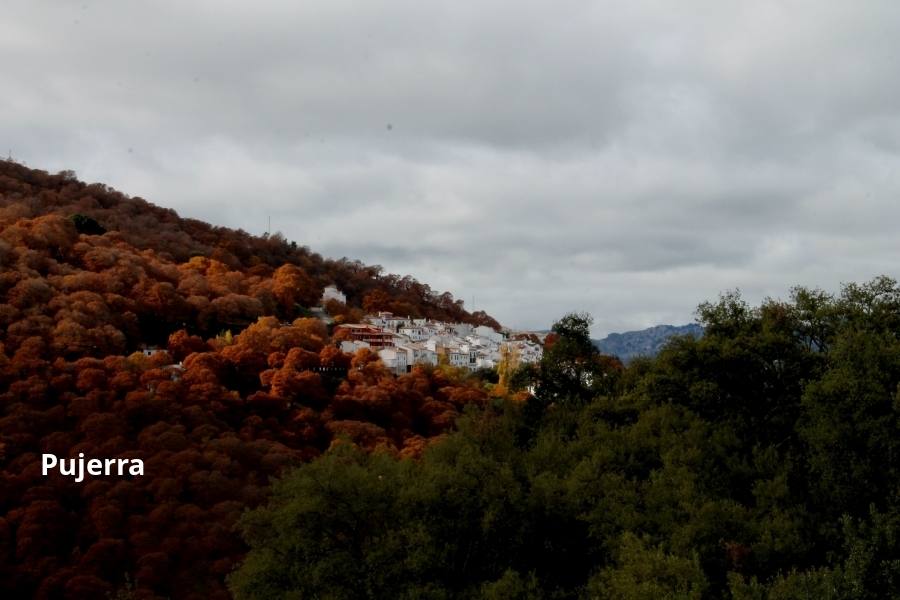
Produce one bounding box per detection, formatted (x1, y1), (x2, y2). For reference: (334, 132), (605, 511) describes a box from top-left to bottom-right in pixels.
(232, 280), (900, 599)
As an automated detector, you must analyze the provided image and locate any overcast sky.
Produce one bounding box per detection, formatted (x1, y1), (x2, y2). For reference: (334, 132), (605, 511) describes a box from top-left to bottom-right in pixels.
(4, 1), (900, 335)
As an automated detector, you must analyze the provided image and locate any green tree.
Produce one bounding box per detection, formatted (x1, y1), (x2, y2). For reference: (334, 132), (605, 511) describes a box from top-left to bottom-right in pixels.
(535, 312), (618, 406)
(588, 533), (708, 600)
(70, 213), (106, 235)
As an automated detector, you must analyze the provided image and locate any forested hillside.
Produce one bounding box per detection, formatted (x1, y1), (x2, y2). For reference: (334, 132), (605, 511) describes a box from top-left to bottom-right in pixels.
(0, 161), (496, 598)
(233, 282), (900, 599)
(0, 160), (500, 340)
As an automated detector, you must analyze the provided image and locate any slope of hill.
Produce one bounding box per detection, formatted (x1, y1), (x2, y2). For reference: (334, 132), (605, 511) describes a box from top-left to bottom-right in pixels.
(0, 161), (495, 598)
(594, 323), (703, 362)
(0, 161), (500, 333)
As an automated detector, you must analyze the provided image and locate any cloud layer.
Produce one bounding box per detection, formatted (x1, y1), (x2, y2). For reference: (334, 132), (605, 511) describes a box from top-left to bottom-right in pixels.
(5, 1), (900, 334)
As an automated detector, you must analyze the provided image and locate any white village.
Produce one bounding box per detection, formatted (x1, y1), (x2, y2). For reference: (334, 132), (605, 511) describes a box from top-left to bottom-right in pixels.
(320, 285), (544, 375)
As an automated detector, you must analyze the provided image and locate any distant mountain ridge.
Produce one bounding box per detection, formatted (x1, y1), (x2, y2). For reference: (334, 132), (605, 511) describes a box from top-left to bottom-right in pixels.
(594, 323), (704, 362)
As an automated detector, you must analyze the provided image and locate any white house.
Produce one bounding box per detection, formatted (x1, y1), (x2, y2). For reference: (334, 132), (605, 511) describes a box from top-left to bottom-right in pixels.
(378, 347), (409, 375)
(450, 323), (474, 337)
(398, 325), (429, 342)
(446, 347), (468, 368)
(475, 356), (497, 369)
(503, 340), (543, 364)
(440, 345), (478, 370)
(321, 285), (347, 305)
(340, 340), (371, 354)
(474, 325), (505, 344)
(397, 343), (438, 368)
(365, 311), (411, 332)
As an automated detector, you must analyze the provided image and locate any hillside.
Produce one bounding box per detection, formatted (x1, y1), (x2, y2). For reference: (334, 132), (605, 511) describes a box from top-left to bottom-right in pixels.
(0, 161), (496, 598)
(0, 161), (500, 338)
(594, 323), (703, 362)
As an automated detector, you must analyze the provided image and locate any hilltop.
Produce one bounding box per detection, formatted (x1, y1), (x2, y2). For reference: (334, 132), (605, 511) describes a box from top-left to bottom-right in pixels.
(0, 160), (500, 341)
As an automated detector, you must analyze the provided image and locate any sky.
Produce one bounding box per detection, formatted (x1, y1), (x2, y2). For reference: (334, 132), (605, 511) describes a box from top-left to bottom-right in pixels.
(4, 1), (900, 336)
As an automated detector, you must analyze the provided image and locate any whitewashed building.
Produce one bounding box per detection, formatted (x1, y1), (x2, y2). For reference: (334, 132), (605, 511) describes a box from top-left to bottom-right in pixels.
(398, 325), (429, 341)
(396, 343), (438, 368)
(340, 340), (371, 354)
(474, 325), (505, 344)
(378, 347), (409, 375)
(450, 322), (474, 337)
(321, 285), (347, 305)
(503, 340), (543, 364)
(366, 311), (412, 332)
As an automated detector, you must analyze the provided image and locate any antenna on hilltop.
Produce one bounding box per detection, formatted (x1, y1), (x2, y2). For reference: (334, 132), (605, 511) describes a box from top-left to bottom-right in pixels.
(267, 215), (271, 236)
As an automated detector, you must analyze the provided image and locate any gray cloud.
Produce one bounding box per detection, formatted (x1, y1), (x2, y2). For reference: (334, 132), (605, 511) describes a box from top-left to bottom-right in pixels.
(5, 0), (900, 335)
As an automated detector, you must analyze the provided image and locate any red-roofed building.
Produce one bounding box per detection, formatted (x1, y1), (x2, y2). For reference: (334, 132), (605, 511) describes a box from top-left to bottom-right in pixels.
(334, 324), (396, 348)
